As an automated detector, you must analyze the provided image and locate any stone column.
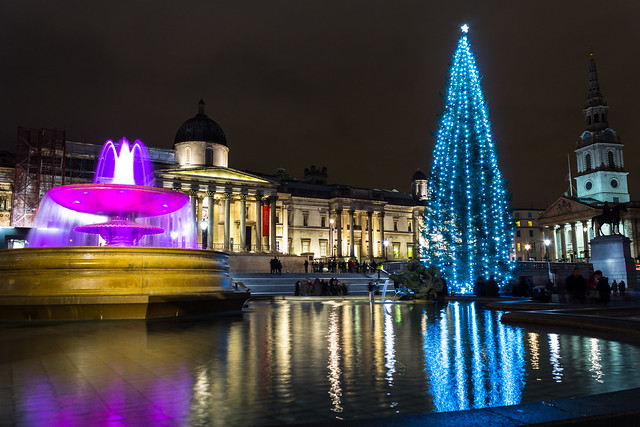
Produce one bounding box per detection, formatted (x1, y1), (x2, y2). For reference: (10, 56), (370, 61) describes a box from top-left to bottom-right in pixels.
(570, 222), (578, 262)
(189, 188), (198, 226)
(582, 221), (590, 260)
(196, 194), (204, 248)
(224, 192), (231, 251)
(336, 208), (343, 258)
(281, 200), (289, 254)
(240, 193), (247, 251)
(380, 211), (386, 256)
(348, 209), (355, 258)
(270, 196), (277, 252)
(255, 196), (262, 252)
(207, 191), (215, 250)
(560, 224), (567, 261)
(367, 211), (374, 260)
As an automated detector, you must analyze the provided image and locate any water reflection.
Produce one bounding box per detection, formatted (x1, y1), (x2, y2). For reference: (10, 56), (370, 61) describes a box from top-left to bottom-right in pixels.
(423, 302), (525, 412)
(3, 301), (640, 425)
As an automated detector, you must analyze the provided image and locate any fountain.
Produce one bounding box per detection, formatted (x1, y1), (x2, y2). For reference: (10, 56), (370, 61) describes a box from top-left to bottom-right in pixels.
(0, 138), (249, 321)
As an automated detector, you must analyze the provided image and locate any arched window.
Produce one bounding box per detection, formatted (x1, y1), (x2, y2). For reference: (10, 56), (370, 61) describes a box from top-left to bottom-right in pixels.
(185, 147), (191, 165)
(585, 153), (592, 170)
(608, 151), (615, 168)
(205, 146), (213, 165)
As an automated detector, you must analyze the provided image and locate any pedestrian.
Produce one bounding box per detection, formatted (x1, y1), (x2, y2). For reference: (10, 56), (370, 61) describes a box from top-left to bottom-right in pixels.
(594, 270), (610, 305)
(611, 280), (618, 296)
(566, 267), (586, 304)
(304, 259), (309, 274)
(619, 280), (626, 297)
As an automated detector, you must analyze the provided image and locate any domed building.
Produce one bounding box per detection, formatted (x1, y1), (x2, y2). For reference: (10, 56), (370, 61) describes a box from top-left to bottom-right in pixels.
(11, 100), (427, 268)
(174, 100), (229, 168)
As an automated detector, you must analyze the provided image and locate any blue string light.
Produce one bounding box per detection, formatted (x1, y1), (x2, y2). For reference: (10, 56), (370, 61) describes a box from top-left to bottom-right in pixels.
(422, 28), (514, 294)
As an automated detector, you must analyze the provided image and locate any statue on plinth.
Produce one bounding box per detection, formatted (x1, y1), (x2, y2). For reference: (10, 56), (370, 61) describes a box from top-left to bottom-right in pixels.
(592, 202), (627, 236)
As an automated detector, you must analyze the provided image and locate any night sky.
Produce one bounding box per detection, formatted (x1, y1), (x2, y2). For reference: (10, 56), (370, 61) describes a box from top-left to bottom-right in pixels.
(2, 1), (639, 208)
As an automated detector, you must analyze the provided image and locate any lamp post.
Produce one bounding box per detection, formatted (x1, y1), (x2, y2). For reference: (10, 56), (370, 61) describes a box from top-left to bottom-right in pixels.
(201, 220), (208, 249)
(383, 239), (389, 262)
(524, 243), (531, 261)
(544, 239), (551, 261)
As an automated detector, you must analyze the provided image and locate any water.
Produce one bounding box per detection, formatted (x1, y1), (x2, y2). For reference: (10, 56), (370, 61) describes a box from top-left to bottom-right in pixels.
(2, 300), (640, 425)
(27, 138), (196, 248)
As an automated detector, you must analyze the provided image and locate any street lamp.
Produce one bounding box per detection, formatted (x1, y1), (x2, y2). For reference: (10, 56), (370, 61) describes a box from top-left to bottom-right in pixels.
(383, 239), (390, 262)
(524, 243), (531, 261)
(544, 239), (551, 261)
(201, 220), (208, 249)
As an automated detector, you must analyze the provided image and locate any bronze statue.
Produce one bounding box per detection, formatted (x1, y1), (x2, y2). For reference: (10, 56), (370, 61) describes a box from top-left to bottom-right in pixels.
(592, 202), (627, 236)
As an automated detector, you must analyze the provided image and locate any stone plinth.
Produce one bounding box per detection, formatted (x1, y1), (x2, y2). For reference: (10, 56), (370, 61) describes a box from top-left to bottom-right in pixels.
(589, 235), (637, 288)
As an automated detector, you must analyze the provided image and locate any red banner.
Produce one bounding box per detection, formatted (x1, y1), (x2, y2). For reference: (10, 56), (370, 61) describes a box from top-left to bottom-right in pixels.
(262, 206), (270, 236)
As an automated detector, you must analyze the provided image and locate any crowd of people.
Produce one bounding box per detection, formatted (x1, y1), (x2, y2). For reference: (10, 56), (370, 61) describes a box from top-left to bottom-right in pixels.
(294, 278), (349, 296)
(306, 259), (380, 274)
(472, 275), (500, 297)
(564, 268), (625, 305)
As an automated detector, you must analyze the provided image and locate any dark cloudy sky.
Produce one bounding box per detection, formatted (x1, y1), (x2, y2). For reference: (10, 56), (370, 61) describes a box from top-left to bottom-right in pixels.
(2, 1), (639, 208)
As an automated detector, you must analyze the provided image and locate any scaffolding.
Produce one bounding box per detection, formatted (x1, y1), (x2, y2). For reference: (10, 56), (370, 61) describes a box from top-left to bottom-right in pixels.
(12, 127), (66, 227)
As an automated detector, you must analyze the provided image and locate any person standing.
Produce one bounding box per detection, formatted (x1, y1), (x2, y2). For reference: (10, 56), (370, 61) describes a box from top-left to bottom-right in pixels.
(594, 270), (610, 305)
(619, 280), (626, 297)
(566, 267), (587, 304)
(304, 259), (309, 274)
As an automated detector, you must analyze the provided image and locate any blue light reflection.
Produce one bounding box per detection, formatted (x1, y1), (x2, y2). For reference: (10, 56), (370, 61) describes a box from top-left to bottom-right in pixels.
(423, 302), (525, 412)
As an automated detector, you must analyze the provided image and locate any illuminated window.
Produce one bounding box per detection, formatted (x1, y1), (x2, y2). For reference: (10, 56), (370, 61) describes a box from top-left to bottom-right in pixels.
(515, 221), (521, 227)
(528, 221), (533, 227)
(407, 245), (414, 259)
(517, 243), (521, 252)
(393, 243), (400, 259)
(320, 240), (328, 257)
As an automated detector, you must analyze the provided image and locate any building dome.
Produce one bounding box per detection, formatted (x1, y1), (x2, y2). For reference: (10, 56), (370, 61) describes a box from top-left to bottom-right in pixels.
(174, 100), (227, 147)
(411, 169), (427, 181)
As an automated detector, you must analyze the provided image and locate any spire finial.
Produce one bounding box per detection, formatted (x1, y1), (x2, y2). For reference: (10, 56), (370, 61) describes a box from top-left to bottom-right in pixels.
(198, 99), (205, 116)
(461, 24), (469, 34)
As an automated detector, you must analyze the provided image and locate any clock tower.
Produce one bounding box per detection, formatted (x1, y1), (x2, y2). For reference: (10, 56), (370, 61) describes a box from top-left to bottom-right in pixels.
(574, 54), (630, 203)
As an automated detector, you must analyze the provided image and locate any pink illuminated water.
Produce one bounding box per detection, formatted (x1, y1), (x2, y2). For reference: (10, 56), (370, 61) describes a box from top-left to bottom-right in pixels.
(27, 138), (196, 248)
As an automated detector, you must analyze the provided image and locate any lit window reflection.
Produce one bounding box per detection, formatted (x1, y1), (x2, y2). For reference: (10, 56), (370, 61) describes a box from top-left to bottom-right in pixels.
(549, 333), (563, 382)
(327, 306), (343, 413)
(589, 338), (604, 384)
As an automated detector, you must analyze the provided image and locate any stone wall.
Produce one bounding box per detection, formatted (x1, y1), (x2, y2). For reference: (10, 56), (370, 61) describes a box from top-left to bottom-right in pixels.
(229, 253), (308, 273)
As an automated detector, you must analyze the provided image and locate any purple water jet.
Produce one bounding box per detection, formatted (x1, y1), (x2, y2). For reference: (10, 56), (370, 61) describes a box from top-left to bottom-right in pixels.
(28, 138), (196, 248)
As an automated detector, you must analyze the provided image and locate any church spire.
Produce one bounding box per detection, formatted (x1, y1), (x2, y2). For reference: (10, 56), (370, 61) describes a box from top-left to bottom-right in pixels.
(583, 52), (609, 131)
(586, 52), (605, 107)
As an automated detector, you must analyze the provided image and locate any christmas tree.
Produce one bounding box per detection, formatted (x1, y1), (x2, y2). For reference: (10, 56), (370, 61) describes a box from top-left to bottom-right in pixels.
(422, 25), (514, 294)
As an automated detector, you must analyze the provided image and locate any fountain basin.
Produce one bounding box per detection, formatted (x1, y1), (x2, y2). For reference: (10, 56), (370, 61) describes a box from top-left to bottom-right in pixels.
(0, 247), (249, 321)
(47, 184), (189, 216)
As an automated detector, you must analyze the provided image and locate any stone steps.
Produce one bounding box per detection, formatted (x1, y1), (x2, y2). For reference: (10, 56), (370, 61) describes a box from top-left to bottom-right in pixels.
(231, 272), (391, 296)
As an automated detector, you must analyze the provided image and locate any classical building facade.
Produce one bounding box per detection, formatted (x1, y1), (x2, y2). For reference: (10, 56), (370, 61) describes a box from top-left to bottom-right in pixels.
(6, 101), (426, 261)
(158, 101), (425, 260)
(537, 55), (640, 263)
